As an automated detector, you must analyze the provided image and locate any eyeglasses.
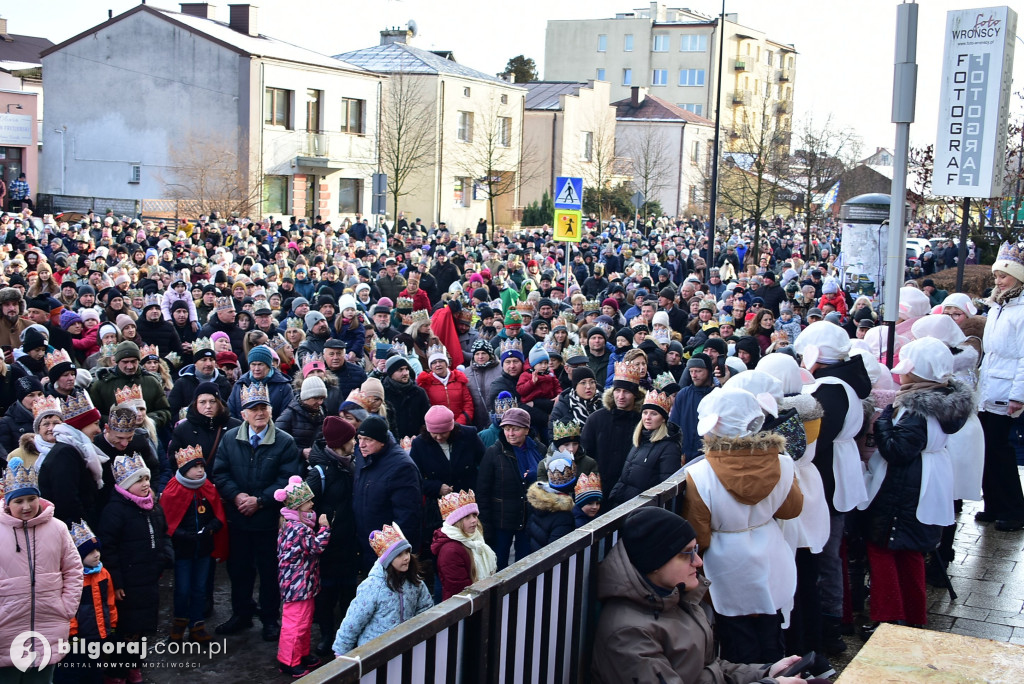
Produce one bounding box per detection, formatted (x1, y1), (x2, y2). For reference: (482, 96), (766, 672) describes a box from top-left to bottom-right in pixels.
(680, 544), (700, 563)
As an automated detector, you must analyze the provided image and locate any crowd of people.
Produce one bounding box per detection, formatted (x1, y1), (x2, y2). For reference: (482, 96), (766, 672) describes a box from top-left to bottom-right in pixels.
(0, 206), (1019, 684)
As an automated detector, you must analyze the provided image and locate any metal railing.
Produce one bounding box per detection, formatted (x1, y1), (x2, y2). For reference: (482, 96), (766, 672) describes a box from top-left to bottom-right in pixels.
(731, 90), (751, 106)
(37, 193), (140, 217)
(302, 468), (690, 684)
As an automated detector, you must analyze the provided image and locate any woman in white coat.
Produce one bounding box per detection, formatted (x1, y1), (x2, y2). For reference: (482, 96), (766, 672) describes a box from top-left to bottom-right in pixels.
(977, 243), (1024, 531)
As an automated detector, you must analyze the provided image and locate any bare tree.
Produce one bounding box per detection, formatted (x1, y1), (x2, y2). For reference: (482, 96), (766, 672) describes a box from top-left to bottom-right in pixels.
(717, 86), (791, 267)
(379, 72), (436, 220)
(626, 123), (672, 224)
(794, 114), (861, 255)
(455, 95), (536, 238)
(160, 129), (261, 217)
(571, 111), (618, 225)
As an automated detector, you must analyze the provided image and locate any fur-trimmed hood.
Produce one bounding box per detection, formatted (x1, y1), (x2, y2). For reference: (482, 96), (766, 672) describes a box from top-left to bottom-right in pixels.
(950, 345), (979, 375)
(778, 394), (823, 422)
(601, 386), (645, 413)
(526, 481), (575, 512)
(702, 432), (788, 504)
(893, 378), (974, 434)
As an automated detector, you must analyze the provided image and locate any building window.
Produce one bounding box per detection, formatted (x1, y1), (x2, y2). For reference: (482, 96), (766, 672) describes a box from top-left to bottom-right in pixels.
(679, 103), (704, 116)
(680, 34), (708, 51)
(338, 178), (362, 214)
(263, 175), (288, 215)
(305, 89), (322, 132)
(689, 185), (700, 205)
(679, 69), (706, 87)
(499, 117), (512, 147)
(766, 50), (774, 65)
(597, 34), (607, 52)
(623, 68), (632, 85)
(581, 131), (594, 161)
(597, 68), (606, 81)
(653, 34), (669, 52)
(463, 87), (471, 97)
(264, 88), (291, 128)
(624, 34), (634, 51)
(341, 98), (364, 134)
(691, 140), (701, 166)
(457, 111), (473, 142)
(454, 177), (471, 207)
(652, 69), (668, 86)
(500, 94), (508, 104)
(129, 165), (141, 184)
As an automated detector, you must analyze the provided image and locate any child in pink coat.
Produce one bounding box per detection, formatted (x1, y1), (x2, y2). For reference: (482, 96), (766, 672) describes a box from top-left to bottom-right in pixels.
(0, 458), (84, 678)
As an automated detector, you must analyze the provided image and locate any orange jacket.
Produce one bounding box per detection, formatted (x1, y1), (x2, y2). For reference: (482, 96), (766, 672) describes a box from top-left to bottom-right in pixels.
(70, 568), (118, 640)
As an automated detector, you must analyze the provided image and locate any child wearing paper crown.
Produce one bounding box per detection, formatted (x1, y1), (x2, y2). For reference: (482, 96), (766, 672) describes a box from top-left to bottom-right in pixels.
(160, 445), (228, 645)
(526, 455), (578, 552)
(573, 472), (603, 528)
(0, 458), (83, 679)
(56, 520), (117, 684)
(274, 476), (331, 678)
(332, 523), (434, 656)
(430, 490), (497, 600)
(98, 452), (172, 684)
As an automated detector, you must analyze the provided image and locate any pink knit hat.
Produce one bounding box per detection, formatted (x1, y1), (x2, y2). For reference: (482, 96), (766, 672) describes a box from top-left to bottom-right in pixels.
(425, 405), (455, 433)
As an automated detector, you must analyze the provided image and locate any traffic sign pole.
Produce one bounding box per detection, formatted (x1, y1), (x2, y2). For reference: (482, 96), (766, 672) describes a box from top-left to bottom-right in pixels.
(553, 176), (583, 296)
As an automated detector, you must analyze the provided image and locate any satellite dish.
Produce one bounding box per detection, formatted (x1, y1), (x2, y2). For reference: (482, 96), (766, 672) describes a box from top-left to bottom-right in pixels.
(407, 19), (418, 37)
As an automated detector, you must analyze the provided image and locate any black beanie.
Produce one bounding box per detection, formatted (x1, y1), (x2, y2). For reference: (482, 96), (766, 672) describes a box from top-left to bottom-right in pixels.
(357, 415), (391, 444)
(622, 507), (697, 574)
(571, 366), (596, 389)
(192, 381), (223, 404)
(16, 375), (44, 402)
(22, 327), (47, 352)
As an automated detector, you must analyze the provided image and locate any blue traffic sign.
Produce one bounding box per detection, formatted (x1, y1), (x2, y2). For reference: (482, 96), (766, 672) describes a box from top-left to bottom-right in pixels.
(554, 176), (583, 210)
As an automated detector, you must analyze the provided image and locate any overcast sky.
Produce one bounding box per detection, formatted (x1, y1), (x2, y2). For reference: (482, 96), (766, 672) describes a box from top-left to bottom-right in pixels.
(7, 0), (1023, 156)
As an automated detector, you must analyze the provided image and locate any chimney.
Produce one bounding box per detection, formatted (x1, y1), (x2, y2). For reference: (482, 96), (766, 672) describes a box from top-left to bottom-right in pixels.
(379, 26), (412, 46)
(180, 3), (217, 19)
(228, 4), (258, 36)
(0, 18), (7, 37)
(631, 86), (647, 108)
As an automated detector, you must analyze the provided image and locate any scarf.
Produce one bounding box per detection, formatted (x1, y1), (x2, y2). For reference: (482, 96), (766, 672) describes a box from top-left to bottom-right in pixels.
(42, 424), (109, 489)
(175, 471), (207, 489)
(432, 372), (450, 387)
(567, 391), (599, 426)
(33, 434), (55, 459)
(894, 379), (948, 409)
(441, 523), (497, 581)
(281, 506), (316, 528)
(993, 281), (1024, 306)
(84, 562), (104, 576)
(115, 484), (155, 510)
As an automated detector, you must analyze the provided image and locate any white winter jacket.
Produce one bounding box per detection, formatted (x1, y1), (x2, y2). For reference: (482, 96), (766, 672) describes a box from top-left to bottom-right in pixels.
(978, 294), (1024, 414)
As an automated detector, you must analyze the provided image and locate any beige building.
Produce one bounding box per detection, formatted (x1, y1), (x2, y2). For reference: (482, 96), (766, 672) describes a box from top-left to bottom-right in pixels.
(336, 30), (526, 231)
(544, 3), (796, 149)
(521, 80), (622, 207)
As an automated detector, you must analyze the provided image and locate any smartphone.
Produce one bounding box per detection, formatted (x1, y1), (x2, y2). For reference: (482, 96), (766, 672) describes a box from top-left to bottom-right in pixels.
(779, 652), (816, 678)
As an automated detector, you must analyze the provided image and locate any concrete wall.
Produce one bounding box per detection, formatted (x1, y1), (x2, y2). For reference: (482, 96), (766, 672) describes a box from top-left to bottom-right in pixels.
(40, 10), (245, 199)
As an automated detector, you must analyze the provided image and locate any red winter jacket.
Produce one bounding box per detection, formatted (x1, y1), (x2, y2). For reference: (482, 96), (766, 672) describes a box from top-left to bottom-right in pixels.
(516, 368), (562, 403)
(431, 528), (473, 600)
(400, 288), (431, 313)
(417, 369), (474, 425)
(818, 292), (848, 317)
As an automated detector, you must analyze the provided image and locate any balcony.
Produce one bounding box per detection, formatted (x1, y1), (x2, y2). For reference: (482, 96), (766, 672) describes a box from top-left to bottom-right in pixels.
(291, 131), (371, 169)
(734, 59), (748, 71)
(731, 90), (751, 106)
(776, 100), (793, 114)
(779, 68), (792, 82)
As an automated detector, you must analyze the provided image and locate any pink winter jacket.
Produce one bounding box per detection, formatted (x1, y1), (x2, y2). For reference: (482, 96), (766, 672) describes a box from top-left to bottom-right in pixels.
(0, 500), (84, 667)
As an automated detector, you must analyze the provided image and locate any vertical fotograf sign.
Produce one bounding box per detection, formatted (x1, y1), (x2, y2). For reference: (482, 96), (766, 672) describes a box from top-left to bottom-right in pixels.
(933, 6), (1016, 198)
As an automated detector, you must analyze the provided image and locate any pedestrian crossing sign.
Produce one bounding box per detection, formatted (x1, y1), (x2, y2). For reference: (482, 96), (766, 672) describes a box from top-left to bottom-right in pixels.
(554, 209), (583, 242)
(554, 176), (583, 210)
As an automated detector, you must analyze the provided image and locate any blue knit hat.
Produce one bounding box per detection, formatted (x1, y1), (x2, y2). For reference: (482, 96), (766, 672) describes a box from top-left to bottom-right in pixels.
(528, 345), (550, 367)
(247, 345), (274, 368)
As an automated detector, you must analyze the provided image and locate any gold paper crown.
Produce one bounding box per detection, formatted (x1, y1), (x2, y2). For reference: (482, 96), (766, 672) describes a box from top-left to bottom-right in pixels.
(44, 349), (73, 371)
(112, 452), (147, 486)
(498, 338), (523, 356)
(107, 405), (139, 432)
(561, 312), (576, 325)
(128, 288), (144, 299)
(653, 371), (678, 391)
(215, 296), (234, 311)
(114, 384), (144, 406)
(286, 317), (304, 329)
(274, 475), (314, 509)
(595, 322), (614, 336)
(60, 392), (97, 421)
(1, 457), (38, 496)
(267, 335), (288, 352)
(396, 297), (414, 310)
(344, 388), (372, 410)
(582, 299), (600, 313)
(32, 396), (62, 420)
(101, 343), (118, 358)
(643, 389), (674, 415)
(409, 309), (430, 324)
(550, 317), (567, 330)
(574, 472), (602, 500)
(426, 343), (448, 361)
(143, 293), (162, 309)
(139, 344), (159, 359)
(175, 445), (204, 470)
(563, 344), (587, 361)
(70, 520), (98, 549)
(547, 457), (578, 487)
(630, 315), (649, 330)
(614, 360), (646, 385)
(552, 420), (581, 442)
(240, 382), (270, 407)
(438, 489), (477, 520)
(192, 337), (214, 354)
(514, 302), (533, 313)
(368, 523), (408, 559)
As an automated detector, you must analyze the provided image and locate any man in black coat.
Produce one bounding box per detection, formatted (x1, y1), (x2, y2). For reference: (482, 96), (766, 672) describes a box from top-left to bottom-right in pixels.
(323, 339), (367, 416)
(200, 297), (245, 357)
(212, 383), (301, 641)
(382, 355), (431, 439)
(137, 295), (184, 359)
(170, 300), (199, 366)
(93, 406), (162, 504)
(758, 271), (788, 317)
(168, 343), (233, 421)
(581, 382), (644, 498)
(25, 296), (73, 354)
(306, 417), (359, 656)
(430, 249), (462, 298)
